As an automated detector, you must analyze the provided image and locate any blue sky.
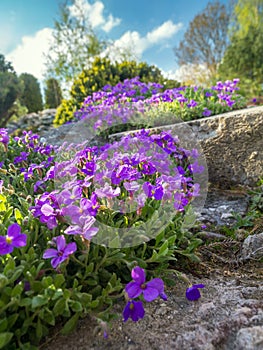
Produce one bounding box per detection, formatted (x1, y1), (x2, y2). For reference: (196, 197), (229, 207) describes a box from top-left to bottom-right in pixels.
(0, 0), (229, 82)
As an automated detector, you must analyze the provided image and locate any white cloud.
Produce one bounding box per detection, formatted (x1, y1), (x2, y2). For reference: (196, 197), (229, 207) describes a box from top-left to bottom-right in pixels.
(102, 14), (121, 33)
(6, 28), (53, 81)
(146, 21), (183, 44)
(69, 0), (121, 32)
(163, 64), (211, 85)
(105, 20), (182, 61)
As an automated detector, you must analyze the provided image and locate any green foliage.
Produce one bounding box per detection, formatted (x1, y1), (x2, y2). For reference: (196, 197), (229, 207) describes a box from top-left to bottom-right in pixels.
(174, 0), (231, 82)
(19, 73), (43, 113)
(44, 0), (105, 91)
(0, 73), (23, 127)
(0, 131), (202, 348)
(44, 78), (63, 109)
(54, 57), (171, 125)
(230, 0), (263, 39)
(219, 25), (263, 97)
(0, 54), (15, 74)
(0, 54), (23, 127)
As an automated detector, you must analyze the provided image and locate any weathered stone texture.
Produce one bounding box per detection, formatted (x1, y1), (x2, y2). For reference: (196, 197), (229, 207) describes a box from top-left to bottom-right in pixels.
(186, 106), (263, 187)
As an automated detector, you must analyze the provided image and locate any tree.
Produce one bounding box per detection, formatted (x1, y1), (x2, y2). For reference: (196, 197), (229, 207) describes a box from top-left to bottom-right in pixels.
(230, 0), (263, 39)
(0, 54), (23, 127)
(44, 78), (63, 108)
(44, 0), (106, 93)
(19, 73), (43, 113)
(219, 24), (263, 97)
(174, 1), (231, 83)
(0, 54), (15, 73)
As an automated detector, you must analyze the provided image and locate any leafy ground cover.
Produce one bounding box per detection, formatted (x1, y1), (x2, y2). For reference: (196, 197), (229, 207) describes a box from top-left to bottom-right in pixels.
(0, 78), (260, 349)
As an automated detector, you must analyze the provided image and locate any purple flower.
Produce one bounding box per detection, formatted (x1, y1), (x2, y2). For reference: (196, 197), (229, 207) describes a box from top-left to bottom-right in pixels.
(125, 266), (167, 302)
(202, 108), (212, 117)
(64, 215), (99, 240)
(123, 300), (145, 322)
(186, 284), (205, 301)
(174, 192), (189, 211)
(143, 182), (164, 200)
(187, 99), (197, 108)
(0, 223), (27, 255)
(43, 235), (77, 269)
(0, 128), (9, 145)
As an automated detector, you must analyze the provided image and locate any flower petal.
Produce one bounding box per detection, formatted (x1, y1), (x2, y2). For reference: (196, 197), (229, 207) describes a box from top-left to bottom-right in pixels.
(51, 256), (65, 269)
(7, 223), (21, 238)
(123, 302), (131, 322)
(131, 266), (145, 284)
(193, 284), (205, 289)
(12, 233), (27, 248)
(43, 248), (58, 259)
(143, 286), (159, 302)
(56, 235), (66, 251)
(63, 242), (77, 256)
(131, 300), (145, 321)
(186, 286), (201, 301)
(146, 278), (164, 292)
(0, 241), (13, 255)
(125, 281), (142, 299)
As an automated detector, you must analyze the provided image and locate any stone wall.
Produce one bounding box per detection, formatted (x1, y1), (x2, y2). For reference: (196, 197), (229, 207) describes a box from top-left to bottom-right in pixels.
(6, 109), (56, 134)
(186, 106), (263, 187)
(109, 106), (263, 188)
(6, 106), (263, 188)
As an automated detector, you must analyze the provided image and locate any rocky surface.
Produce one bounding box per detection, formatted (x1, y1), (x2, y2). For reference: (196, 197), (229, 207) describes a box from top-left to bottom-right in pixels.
(41, 189), (263, 350)
(43, 263), (263, 350)
(187, 106), (263, 188)
(6, 109), (56, 134)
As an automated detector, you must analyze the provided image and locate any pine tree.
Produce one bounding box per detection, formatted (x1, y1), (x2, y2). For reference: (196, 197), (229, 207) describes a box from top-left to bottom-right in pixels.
(19, 73), (43, 113)
(44, 78), (63, 108)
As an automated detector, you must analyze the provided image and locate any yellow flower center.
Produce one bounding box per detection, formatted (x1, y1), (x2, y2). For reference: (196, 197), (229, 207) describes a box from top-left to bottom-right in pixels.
(6, 236), (12, 244)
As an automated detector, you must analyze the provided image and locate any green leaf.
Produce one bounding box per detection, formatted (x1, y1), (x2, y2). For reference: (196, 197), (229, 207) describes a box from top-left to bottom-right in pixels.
(11, 283), (24, 297)
(53, 298), (66, 316)
(32, 295), (48, 309)
(0, 273), (8, 289)
(36, 318), (43, 339)
(0, 332), (13, 349)
(0, 318), (7, 332)
(90, 299), (99, 308)
(70, 301), (83, 312)
(60, 313), (79, 335)
(158, 241), (168, 256)
(7, 314), (19, 329)
(54, 274), (65, 288)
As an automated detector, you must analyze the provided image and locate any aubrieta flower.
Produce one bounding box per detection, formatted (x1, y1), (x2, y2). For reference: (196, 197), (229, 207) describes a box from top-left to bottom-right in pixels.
(202, 108), (212, 117)
(125, 266), (167, 302)
(123, 300), (145, 322)
(0, 223), (27, 255)
(0, 128), (9, 145)
(186, 284), (205, 301)
(43, 235), (77, 269)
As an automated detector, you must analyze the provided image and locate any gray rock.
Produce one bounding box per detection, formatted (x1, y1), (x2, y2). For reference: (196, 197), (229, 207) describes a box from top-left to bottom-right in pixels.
(241, 232), (263, 260)
(234, 326), (263, 350)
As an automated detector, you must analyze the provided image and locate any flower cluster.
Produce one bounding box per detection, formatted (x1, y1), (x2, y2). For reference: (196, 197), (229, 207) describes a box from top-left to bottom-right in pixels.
(27, 127), (203, 261)
(70, 77), (246, 131)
